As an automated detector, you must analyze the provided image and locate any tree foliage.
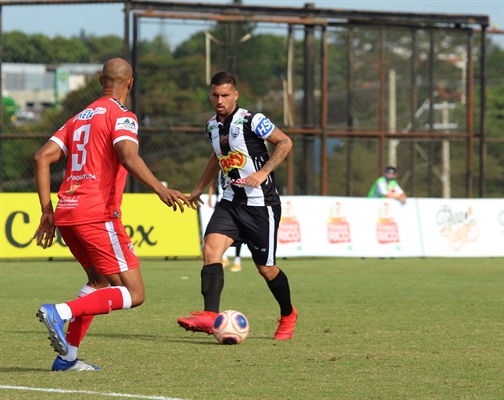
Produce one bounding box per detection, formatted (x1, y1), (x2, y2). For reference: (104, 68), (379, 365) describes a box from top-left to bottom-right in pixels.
(2, 25), (503, 195)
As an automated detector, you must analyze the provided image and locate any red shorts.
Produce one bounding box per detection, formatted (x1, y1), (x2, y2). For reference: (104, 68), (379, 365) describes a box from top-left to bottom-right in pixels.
(58, 220), (140, 275)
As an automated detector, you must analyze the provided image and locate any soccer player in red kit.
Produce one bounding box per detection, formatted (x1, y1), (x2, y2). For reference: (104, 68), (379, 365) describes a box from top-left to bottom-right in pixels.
(33, 58), (193, 371)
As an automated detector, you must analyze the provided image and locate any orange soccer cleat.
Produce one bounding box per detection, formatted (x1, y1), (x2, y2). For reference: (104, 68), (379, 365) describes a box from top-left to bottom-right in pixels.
(177, 310), (219, 334)
(274, 306), (297, 340)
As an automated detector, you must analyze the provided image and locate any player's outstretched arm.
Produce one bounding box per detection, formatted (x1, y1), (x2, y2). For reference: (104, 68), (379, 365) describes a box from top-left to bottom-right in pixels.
(115, 140), (193, 213)
(33, 141), (65, 248)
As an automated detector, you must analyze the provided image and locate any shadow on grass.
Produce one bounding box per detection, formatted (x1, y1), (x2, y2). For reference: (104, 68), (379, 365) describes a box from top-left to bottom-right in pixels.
(0, 367), (48, 372)
(4, 330), (274, 345)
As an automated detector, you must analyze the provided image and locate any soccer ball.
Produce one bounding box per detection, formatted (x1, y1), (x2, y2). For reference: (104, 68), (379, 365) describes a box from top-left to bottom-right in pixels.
(212, 310), (249, 345)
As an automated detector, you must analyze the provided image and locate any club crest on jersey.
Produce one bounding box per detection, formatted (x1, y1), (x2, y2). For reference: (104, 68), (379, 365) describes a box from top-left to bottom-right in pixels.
(219, 150), (246, 174)
(230, 126), (241, 139)
(220, 134), (229, 146)
(255, 116), (274, 137)
(115, 117), (138, 134)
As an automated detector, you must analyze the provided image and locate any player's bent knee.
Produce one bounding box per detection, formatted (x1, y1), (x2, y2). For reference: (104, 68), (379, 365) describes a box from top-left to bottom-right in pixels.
(130, 293), (145, 308)
(256, 265), (279, 281)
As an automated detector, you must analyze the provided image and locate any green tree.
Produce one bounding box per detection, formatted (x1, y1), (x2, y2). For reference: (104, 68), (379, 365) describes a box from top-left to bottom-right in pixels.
(80, 32), (123, 63)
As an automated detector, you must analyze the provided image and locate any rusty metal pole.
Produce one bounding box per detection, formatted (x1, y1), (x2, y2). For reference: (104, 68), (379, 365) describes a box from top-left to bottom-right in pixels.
(428, 29), (435, 197)
(132, 13), (139, 118)
(320, 26), (328, 195)
(227, 21), (237, 75)
(123, 0), (131, 62)
(128, 12), (140, 193)
(466, 31), (474, 198)
(346, 28), (354, 197)
(378, 28), (386, 174)
(410, 29), (418, 197)
(479, 26), (487, 198)
(303, 4), (315, 195)
(286, 24), (294, 195)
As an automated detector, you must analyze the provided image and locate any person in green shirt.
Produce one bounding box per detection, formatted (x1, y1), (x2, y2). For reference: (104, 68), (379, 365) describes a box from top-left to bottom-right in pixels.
(368, 166), (407, 204)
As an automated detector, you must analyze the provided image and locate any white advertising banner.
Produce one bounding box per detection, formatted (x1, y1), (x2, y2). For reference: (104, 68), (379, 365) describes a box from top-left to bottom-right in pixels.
(417, 198), (504, 257)
(275, 196), (423, 258)
(199, 195), (423, 258)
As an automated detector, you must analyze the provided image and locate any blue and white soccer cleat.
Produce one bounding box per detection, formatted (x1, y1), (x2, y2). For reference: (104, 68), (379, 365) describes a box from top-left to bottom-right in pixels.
(52, 356), (100, 371)
(36, 304), (69, 356)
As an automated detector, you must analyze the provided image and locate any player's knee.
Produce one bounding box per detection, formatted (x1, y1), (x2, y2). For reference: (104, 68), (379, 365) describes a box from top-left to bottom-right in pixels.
(130, 291), (145, 308)
(256, 265), (278, 281)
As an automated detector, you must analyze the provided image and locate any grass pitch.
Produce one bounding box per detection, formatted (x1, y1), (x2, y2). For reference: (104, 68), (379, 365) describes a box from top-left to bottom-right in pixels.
(0, 257), (502, 399)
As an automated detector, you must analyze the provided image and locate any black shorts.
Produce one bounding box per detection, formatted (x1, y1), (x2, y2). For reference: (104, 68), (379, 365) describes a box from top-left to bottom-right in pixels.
(205, 200), (281, 267)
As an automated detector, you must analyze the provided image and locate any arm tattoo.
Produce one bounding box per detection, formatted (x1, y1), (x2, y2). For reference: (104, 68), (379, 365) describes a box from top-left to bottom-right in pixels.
(262, 137), (290, 174)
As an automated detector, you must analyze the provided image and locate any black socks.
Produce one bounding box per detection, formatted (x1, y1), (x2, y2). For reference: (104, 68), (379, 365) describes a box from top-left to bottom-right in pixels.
(267, 269), (293, 316)
(201, 263), (224, 313)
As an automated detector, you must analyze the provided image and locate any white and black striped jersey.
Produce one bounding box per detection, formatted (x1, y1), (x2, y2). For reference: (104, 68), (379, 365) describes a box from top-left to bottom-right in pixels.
(206, 105), (281, 206)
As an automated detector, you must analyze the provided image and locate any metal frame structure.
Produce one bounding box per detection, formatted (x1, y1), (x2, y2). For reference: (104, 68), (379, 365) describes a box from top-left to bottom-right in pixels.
(0, 0), (492, 197)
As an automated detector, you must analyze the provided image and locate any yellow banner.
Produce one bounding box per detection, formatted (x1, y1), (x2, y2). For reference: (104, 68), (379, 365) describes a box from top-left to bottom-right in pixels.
(0, 193), (201, 258)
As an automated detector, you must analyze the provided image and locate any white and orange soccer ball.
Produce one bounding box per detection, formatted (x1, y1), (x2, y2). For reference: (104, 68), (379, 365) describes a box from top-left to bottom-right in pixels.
(212, 310), (249, 344)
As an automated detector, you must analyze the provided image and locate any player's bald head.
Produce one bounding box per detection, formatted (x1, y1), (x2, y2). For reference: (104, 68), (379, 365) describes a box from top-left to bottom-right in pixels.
(101, 58), (132, 86)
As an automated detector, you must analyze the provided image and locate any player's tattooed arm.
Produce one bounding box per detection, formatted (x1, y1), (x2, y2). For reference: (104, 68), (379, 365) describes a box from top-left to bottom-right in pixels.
(262, 127), (292, 174)
(246, 127), (292, 188)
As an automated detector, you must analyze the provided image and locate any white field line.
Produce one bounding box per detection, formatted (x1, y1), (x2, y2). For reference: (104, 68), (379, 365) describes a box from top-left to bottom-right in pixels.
(0, 385), (186, 400)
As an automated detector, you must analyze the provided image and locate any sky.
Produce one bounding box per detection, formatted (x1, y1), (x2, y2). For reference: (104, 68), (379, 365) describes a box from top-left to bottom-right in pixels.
(4, 0), (504, 47)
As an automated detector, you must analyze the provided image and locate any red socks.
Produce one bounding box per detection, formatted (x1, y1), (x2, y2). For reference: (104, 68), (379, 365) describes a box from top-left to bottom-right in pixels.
(66, 287), (127, 317)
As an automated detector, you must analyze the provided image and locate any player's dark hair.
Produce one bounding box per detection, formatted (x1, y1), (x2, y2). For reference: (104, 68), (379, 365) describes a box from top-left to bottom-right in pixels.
(211, 71), (237, 88)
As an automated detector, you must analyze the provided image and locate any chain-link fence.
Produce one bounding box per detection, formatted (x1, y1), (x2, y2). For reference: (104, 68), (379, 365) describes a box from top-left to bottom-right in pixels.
(1, 2), (502, 198)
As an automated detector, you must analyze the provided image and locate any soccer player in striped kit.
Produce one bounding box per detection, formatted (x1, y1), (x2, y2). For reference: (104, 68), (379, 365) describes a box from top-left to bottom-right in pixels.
(178, 71), (297, 340)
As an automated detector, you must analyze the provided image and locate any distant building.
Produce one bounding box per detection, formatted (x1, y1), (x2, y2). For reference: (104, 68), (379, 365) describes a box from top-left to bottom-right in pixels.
(2, 63), (102, 113)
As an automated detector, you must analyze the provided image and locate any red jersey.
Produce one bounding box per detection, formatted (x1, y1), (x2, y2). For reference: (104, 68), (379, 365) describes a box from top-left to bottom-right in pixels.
(51, 97), (139, 226)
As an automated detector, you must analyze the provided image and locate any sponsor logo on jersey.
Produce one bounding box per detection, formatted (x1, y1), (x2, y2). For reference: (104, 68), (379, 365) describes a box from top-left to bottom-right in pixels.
(219, 150), (246, 173)
(233, 118), (248, 125)
(115, 117), (138, 134)
(65, 184), (80, 195)
(66, 174), (96, 181)
(227, 177), (247, 187)
(255, 117), (274, 137)
(73, 107), (107, 122)
(230, 126), (241, 139)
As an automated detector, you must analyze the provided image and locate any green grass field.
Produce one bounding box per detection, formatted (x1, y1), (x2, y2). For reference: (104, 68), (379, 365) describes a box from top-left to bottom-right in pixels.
(0, 257), (502, 400)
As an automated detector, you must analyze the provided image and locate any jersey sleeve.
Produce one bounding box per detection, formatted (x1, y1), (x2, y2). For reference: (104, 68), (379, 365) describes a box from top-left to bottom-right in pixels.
(49, 123), (70, 157)
(251, 113), (276, 140)
(111, 111), (139, 146)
